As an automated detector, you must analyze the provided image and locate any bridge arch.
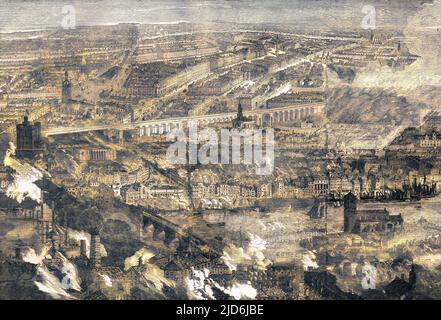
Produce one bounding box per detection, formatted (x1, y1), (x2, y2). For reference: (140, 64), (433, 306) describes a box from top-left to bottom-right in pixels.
(152, 222), (165, 240)
(164, 229), (176, 246)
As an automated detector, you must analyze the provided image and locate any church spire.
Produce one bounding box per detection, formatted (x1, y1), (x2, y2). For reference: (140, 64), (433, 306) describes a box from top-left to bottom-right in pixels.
(237, 102), (244, 121)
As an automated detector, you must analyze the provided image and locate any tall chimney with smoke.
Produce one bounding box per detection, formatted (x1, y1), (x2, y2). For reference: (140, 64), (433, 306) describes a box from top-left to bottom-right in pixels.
(90, 230), (101, 268)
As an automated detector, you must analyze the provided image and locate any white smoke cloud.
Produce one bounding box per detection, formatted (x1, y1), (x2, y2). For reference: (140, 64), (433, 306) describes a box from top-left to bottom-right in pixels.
(302, 250), (319, 271)
(99, 274), (113, 287)
(361, 262), (377, 290)
(186, 268), (216, 300)
(22, 246), (49, 265)
(186, 267), (257, 300)
(35, 265), (77, 299)
(124, 248), (257, 300)
(124, 247), (175, 292)
(3, 142), (43, 203)
(221, 233), (272, 272)
(22, 246), (82, 300)
(124, 247), (155, 269)
(220, 282), (257, 300)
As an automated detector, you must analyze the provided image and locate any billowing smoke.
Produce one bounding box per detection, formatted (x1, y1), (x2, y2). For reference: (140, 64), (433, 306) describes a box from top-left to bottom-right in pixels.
(220, 282), (257, 300)
(98, 274), (113, 287)
(22, 245), (49, 265)
(124, 247), (175, 292)
(2, 141), (15, 168)
(353, 1), (441, 89)
(186, 268), (216, 300)
(124, 248), (258, 300)
(302, 250), (319, 271)
(3, 142), (43, 203)
(186, 267), (257, 300)
(124, 247), (155, 269)
(361, 262), (377, 290)
(221, 233), (272, 272)
(22, 246), (82, 300)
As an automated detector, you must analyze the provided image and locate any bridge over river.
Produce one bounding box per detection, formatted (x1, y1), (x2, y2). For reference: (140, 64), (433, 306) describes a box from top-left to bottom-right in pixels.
(142, 210), (223, 258)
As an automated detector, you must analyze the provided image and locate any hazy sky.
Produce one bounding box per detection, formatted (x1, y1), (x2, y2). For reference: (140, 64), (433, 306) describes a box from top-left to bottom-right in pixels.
(0, 0), (427, 33)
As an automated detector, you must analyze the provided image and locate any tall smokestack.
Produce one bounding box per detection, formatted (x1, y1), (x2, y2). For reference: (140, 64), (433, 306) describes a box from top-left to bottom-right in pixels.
(51, 201), (55, 232)
(64, 211), (68, 247)
(15, 246), (21, 259)
(80, 239), (87, 257)
(40, 193), (44, 220)
(90, 231), (101, 268)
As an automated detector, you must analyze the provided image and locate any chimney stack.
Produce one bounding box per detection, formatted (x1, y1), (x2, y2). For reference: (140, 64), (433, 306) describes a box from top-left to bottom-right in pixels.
(90, 231), (101, 268)
(51, 201), (56, 233)
(15, 246), (21, 259)
(64, 211), (69, 247)
(80, 239), (87, 257)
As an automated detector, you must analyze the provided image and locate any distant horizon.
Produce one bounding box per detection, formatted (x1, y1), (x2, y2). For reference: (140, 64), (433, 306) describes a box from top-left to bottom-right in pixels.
(0, 0), (428, 34)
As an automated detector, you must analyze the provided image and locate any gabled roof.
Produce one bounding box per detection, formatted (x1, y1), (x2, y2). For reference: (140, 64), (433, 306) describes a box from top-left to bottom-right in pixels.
(344, 191), (357, 199)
